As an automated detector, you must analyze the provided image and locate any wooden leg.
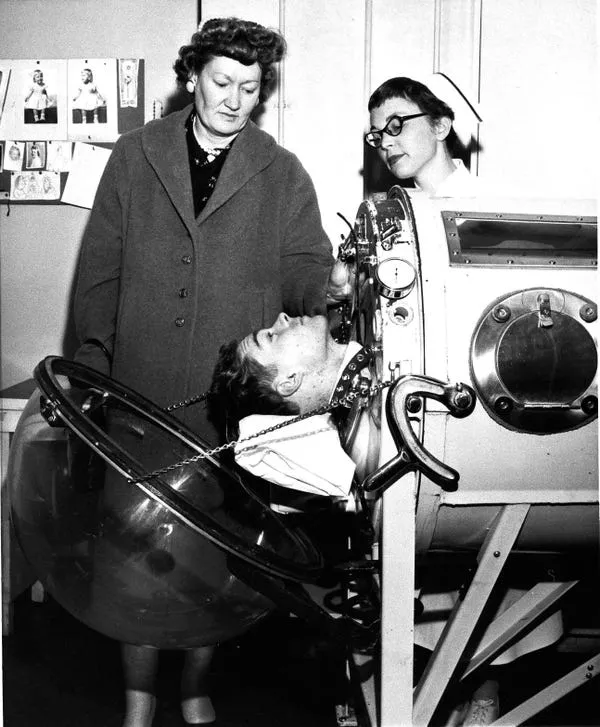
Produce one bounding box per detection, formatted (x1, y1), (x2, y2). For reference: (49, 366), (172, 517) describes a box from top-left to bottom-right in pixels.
(460, 580), (578, 679)
(413, 504), (530, 725)
(491, 652), (600, 726)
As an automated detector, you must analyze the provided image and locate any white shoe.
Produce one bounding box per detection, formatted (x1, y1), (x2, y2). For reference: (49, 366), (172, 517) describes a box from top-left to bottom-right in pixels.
(122, 690), (156, 727)
(181, 696), (216, 724)
(462, 696), (499, 726)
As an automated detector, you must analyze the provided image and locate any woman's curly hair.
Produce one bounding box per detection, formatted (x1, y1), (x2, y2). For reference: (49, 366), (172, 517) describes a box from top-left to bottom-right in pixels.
(174, 17), (287, 103)
(207, 339), (298, 441)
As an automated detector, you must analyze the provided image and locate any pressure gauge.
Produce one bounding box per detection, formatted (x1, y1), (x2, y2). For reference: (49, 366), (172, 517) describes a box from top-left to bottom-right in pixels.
(375, 257), (416, 299)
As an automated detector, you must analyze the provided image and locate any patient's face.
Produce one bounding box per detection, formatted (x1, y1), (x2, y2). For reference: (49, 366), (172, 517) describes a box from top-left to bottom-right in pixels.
(239, 313), (331, 377)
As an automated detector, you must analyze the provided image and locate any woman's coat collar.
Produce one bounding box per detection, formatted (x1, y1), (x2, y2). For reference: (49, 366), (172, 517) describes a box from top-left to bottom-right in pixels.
(141, 105), (277, 231)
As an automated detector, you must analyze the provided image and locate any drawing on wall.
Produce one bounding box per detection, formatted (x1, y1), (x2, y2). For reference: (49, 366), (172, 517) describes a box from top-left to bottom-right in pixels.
(4, 140), (24, 171)
(41, 171), (60, 199)
(71, 65), (107, 124)
(25, 141), (46, 169)
(119, 59), (139, 108)
(23, 65), (58, 124)
(46, 140), (72, 172)
(9, 169), (60, 201)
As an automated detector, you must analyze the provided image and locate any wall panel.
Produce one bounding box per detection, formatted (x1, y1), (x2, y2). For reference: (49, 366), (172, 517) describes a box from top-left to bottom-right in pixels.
(284, 0), (366, 245)
(477, 0), (597, 197)
(370, 0), (437, 89)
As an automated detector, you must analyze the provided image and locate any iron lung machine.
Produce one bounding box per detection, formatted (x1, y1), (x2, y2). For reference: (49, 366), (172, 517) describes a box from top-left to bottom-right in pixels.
(5, 187), (598, 726)
(344, 189), (599, 726)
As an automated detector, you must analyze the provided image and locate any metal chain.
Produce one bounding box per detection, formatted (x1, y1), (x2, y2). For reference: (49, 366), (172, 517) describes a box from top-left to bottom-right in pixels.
(165, 391), (209, 412)
(134, 379), (392, 485)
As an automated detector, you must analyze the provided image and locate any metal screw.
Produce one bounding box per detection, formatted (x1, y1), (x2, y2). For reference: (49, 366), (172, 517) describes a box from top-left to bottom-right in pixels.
(495, 397), (513, 413)
(493, 305), (511, 323)
(406, 395), (422, 414)
(580, 304), (597, 323)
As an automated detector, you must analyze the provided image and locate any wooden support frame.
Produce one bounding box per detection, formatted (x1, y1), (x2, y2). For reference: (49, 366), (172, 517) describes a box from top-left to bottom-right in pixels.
(460, 580), (578, 679)
(491, 652), (600, 726)
(413, 504), (530, 725)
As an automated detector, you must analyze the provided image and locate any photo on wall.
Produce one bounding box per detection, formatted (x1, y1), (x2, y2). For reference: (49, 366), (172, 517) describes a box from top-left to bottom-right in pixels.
(119, 59), (139, 108)
(67, 59), (118, 142)
(25, 141), (46, 170)
(4, 140), (24, 171)
(23, 64), (59, 125)
(0, 60), (68, 141)
(46, 140), (72, 172)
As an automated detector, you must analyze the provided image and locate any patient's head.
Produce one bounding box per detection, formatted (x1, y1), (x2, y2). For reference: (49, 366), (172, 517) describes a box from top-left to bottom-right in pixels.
(209, 313), (347, 437)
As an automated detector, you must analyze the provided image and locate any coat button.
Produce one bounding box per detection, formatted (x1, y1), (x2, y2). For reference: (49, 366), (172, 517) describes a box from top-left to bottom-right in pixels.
(181, 255), (192, 264)
(175, 317), (185, 327)
(179, 288), (189, 298)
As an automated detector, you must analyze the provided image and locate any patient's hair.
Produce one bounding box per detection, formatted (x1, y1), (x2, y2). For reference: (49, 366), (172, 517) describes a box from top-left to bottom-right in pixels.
(368, 76), (455, 123)
(208, 340), (299, 440)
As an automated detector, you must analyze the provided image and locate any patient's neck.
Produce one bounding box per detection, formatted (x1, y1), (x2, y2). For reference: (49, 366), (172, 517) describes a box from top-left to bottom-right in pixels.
(295, 341), (348, 415)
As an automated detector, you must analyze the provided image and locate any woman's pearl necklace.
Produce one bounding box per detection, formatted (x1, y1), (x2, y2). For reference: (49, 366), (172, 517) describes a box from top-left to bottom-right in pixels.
(193, 114), (229, 157)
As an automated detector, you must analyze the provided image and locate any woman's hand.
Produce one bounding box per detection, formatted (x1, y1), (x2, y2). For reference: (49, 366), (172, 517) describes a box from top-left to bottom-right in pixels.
(326, 258), (355, 303)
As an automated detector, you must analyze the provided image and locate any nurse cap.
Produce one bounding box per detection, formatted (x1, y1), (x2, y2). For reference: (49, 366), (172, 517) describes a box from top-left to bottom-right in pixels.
(420, 72), (482, 147)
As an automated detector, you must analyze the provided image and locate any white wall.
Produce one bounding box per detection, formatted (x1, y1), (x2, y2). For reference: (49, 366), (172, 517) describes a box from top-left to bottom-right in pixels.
(0, 0), (199, 389)
(478, 0), (597, 197)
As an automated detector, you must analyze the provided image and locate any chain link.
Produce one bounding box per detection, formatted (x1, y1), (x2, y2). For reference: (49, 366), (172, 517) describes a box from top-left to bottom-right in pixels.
(134, 379), (392, 485)
(165, 391), (209, 412)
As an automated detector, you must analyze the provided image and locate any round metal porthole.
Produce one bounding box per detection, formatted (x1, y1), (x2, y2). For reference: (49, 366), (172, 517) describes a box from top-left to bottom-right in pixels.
(470, 288), (598, 434)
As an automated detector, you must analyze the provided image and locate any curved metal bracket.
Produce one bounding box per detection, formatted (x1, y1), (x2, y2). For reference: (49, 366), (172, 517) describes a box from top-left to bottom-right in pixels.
(362, 375), (476, 499)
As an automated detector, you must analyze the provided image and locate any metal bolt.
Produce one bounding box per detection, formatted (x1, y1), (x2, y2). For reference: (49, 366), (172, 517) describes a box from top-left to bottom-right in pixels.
(454, 391), (473, 410)
(580, 304), (597, 323)
(492, 305), (511, 323)
(406, 395), (422, 414)
(493, 551), (501, 558)
(495, 396), (513, 414)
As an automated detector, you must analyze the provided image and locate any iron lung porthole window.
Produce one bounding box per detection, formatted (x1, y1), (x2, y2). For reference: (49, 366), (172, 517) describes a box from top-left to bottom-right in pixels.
(470, 288), (598, 434)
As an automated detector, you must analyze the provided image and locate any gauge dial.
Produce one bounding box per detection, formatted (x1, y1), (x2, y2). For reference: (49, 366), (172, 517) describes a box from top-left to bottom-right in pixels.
(375, 257), (416, 299)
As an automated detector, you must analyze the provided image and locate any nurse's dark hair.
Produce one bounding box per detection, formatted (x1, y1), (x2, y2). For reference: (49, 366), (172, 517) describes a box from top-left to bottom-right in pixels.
(368, 76), (455, 122)
(174, 17), (286, 103)
(207, 339), (299, 440)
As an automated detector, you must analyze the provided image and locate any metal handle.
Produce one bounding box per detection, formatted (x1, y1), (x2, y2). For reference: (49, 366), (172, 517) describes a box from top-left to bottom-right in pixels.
(362, 375), (476, 499)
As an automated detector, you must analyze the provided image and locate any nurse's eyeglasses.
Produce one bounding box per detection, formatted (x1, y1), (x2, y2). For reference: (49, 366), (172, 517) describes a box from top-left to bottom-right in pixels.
(364, 113), (428, 148)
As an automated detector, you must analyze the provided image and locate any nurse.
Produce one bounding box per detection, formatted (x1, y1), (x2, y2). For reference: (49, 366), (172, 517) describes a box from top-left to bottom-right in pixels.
(367, 75), (561, 727)
(365, 73), (482, 197)
(328, 74), (483, 304)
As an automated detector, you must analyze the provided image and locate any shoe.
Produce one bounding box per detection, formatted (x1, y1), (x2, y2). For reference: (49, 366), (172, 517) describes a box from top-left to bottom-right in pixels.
(122, 690), (156, 727)
(181, 696), (216, 724)
(462, 696), (499, 726)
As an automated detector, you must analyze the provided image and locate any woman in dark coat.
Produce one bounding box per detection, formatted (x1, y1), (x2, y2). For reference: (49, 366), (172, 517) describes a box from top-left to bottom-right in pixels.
(73, 18), (333, 727)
